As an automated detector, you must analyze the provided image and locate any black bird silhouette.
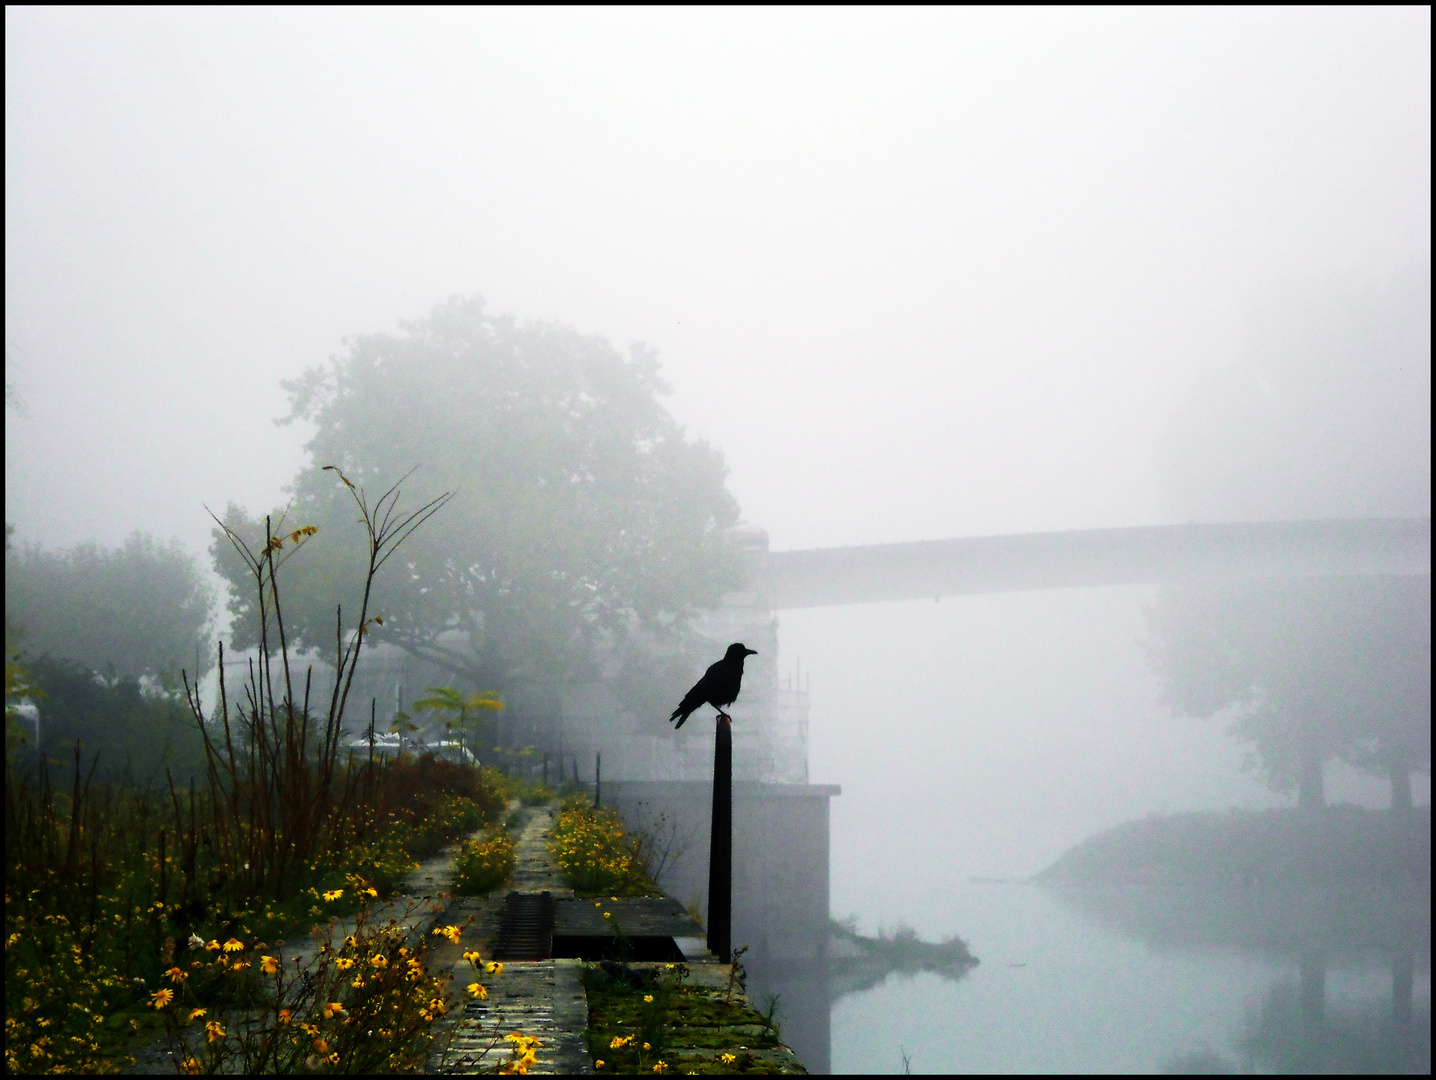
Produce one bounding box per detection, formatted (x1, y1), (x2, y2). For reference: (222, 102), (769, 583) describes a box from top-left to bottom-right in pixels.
(669, 643), (758, 729)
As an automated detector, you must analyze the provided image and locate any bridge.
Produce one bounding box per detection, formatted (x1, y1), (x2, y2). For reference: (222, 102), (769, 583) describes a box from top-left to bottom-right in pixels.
(751, 517), (1431, 609)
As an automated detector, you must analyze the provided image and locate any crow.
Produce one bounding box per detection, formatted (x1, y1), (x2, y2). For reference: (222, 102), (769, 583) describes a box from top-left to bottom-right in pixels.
(668, 643), (759, 729)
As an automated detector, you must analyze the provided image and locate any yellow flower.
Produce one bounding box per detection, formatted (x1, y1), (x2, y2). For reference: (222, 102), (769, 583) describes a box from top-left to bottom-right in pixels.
(720, 1052), (736, 1063)
(603, 912), (613, 919)
(334, 958), (355, 970)
(467, 982), (489, 1000)
(278, 1009), (292, 1025)
(260, 955), (279, 974)
(204, 939), (221, 951)
(486, 961), (504, 975)
(643, 994), (654, 1003)
(322, 1003), (345, 1020)
(323, 889), (343, 902)
(610, 1035), (634, 1049)
(351, 976), (365, 989)
(222, 938), (244, 953)
(653, 1064), (667, 1074)
(181, 1057), (201, 1075)
(205, 1020), (226, 1043)
(369, 953), (388, 969)
(165, 966), (188, 983)
(149, 988), (174, 1009)
(595, 1061), (605, 1069)
(313, 1038), (330, 1054)
(187, 1008), (207, 1022)
(433, 925), (462, 944)
(364, 887), (378, 897)
(462, 950), (482, 965)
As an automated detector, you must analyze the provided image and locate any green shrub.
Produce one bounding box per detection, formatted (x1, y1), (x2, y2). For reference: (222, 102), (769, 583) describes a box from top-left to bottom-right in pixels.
(346, 831), (420, 896)
(452, 831), (516, 895)
(549, 794), (659, 897)
(18, 657), (208, 786)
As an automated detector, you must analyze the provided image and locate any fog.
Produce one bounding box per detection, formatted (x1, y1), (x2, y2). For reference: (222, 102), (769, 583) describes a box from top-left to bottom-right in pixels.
(6, 8), (1430, 1073)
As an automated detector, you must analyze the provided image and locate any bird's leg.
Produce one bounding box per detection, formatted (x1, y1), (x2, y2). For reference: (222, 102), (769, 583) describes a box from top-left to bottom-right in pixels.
(716, 710), (732, 725)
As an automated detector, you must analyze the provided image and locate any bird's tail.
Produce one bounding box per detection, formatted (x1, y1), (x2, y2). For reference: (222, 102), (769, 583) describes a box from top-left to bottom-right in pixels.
(669, 706), (692, 729)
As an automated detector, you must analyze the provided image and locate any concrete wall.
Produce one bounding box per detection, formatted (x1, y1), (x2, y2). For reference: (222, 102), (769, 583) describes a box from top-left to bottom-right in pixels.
(601, 780), (839, 965)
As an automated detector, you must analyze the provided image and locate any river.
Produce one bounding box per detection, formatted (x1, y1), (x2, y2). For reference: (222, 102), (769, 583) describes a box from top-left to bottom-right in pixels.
(751, 878), (1430, 1074)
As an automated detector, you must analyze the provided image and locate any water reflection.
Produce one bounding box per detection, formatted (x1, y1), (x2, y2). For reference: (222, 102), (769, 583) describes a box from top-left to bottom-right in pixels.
(1231, 950), (1429, 1074)
(1050, 882), (1430, 1074)
(746, 925), (979, 1074)
(820, 880), (1429, 1074)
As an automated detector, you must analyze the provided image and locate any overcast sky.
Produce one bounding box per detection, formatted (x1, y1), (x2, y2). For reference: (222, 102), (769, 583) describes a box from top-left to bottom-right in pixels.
(6, 8), (1431, 923)
(7, 7), (1429, 557)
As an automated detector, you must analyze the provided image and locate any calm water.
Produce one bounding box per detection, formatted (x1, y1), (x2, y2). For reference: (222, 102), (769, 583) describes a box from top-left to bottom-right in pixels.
(768, 880), (1429, 1074)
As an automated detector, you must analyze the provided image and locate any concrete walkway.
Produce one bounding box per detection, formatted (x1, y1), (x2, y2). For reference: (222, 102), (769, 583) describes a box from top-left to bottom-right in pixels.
(507, 804), (574, 896)
(429, 806), (592, 1074)
(435, 958), (592, 1074)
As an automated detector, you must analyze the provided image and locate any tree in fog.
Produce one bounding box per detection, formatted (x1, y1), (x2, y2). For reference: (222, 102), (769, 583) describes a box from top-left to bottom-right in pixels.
(1146, 576), (1430, 808)
(5, 532), (216, 681)
(1146, 265), (1431, 808)
(19, 656), (208, 784)
(213, 295), (744, 700)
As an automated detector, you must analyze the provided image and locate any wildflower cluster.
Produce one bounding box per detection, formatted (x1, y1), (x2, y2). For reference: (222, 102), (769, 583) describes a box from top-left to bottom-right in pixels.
(340, 829), (421, 897)
(501, 1032), (541, 1074)
(549, 795), (660, 896)
(451, 829), (516, 895)
(4, 745), (506, 1066)
(4, 907), (132, 1073)
(153, 881), (463, 1073)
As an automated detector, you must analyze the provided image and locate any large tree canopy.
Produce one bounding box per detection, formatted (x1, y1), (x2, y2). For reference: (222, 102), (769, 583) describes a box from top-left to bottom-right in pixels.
(5, 531), (215, 680)
(1145, 265), (1431, 807)
(215, 296), (744, 695)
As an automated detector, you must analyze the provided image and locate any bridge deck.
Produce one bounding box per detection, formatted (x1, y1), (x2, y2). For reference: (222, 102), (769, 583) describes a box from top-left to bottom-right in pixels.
(755, 518), (1431, 609)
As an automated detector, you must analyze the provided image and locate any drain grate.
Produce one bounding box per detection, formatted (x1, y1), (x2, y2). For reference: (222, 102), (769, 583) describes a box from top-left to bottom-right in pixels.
(490, 891), (554, 961)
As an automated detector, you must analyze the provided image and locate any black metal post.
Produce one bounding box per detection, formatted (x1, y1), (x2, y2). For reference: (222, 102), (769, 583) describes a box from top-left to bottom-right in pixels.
(707, 716), (732, 964)
(595, 752), (602, 809)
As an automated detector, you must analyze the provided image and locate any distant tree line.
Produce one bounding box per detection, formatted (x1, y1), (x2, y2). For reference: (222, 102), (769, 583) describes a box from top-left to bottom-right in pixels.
(5, 527), (215, 782)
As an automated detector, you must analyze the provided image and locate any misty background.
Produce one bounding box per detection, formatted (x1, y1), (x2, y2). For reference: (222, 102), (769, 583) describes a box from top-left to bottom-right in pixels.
(6, 2), (1430, 954)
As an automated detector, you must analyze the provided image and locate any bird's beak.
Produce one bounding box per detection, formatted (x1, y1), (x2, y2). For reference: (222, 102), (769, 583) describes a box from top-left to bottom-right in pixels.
(745, 648), (758, 655)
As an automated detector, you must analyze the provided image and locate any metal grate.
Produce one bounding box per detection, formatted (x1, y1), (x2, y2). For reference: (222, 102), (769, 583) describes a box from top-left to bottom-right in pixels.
(490, 891), (555, 961)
